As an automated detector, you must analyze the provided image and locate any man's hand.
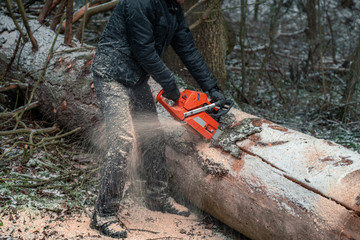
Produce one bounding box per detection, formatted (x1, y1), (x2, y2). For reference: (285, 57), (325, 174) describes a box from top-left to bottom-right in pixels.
(209, 86), (225, 103)
(163, 87), (180, 102)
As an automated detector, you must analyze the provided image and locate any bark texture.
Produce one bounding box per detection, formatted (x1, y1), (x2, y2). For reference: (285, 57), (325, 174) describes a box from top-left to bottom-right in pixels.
(163, 0), (236, 90)
(0, 15), (100, 139)
(1, 15), (360, 240)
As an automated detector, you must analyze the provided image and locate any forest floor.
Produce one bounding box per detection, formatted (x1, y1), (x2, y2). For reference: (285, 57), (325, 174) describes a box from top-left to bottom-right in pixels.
(0, 139), (246, 240)
(0, 183), (244, 240)
(0, 197), (236, 240)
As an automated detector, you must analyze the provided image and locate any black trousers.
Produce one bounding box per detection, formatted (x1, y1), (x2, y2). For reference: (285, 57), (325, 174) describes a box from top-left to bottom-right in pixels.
(93, 73), (168, 217)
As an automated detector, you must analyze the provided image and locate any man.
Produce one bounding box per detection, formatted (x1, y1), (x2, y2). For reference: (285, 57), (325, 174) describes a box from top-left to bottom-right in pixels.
(90, 0), (225, 238)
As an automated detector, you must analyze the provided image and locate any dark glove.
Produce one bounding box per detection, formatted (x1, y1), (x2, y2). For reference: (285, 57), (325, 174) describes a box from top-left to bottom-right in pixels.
(163, 87), (180, 102)
(209, 86), (225, 103)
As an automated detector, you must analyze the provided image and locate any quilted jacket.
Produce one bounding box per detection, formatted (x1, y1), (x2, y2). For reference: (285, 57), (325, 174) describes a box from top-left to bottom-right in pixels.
(91, 0), (218, 94)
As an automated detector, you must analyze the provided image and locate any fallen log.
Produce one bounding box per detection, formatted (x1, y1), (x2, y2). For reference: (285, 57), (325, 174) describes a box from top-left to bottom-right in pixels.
(0, 15), (100, 138)
(162, 111), (360, 240)
(1, 14), (359, 240)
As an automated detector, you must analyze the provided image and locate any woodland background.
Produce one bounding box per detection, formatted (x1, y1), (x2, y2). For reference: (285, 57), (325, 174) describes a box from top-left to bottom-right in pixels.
(0, 0), (359, 238)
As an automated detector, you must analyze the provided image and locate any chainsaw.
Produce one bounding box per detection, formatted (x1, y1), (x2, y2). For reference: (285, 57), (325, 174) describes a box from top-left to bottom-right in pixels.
(156, 89), (233, 140)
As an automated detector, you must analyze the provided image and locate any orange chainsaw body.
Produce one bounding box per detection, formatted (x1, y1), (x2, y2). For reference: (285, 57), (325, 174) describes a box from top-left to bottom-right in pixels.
(156, 89), (221, 140)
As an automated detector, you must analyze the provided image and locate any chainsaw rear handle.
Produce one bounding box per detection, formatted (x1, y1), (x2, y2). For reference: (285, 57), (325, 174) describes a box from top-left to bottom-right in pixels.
(156, 89), (185, 120)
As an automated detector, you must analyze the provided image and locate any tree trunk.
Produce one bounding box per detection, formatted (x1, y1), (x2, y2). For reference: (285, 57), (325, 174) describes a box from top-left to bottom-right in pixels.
(253, 0), (259, 21)
(239, 0), (247, 102)
(163, 0), (236, 90)
(1, 14), (360, 240)
(304, 0), (319, 69)
(249, 0), (283, 103)
(340, 35), (360, 120)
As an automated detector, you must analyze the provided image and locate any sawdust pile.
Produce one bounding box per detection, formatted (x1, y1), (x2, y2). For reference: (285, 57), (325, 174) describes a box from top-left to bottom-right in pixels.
(0, 197), (232, 240)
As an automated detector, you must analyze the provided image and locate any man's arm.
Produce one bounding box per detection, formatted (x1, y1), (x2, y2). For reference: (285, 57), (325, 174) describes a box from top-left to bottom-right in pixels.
(170, 11), (218, 92)
(124, 0), (179, 100)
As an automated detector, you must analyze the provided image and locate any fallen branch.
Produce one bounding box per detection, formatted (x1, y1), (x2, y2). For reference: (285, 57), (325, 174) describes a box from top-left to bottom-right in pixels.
(15, 0), (38, 51)
(4, 0), (27, 42)
(0, 82), (28, 93)
(79, 0), (88, 44)
(75, 0), (118, 40)
(228, 66), (282, 72)
(127, 228), (160, 234)
(0, 101), (39, 119)
(61, 1), (101, 29)
(8, 171), (84, 188)
(50, 0), (67, 31)
(64, 0), (74, 45)
(0, 127), (81, 161)
(50, 0), (62, 11)
(38, 0), (53, 24)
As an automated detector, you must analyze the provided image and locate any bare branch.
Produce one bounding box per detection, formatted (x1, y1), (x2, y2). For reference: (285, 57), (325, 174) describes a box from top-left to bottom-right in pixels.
(64, 0), (73, 45)
(4, 0), (27, 42)
(38, 0), (53, 24)
(50, 0), (67, 31)
(15, 0), (38, 51)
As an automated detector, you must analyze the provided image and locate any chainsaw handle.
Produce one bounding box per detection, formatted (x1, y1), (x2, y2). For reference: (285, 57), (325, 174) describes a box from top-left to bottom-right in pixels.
(156, 89), (185, 120)
(210, 99), (234, 120)
(156, 89), (166, 103)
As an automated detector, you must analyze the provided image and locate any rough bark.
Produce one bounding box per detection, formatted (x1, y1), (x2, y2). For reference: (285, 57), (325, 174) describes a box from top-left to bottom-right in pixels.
(1, 14), (360, 240)
(0, 15), (100, 139)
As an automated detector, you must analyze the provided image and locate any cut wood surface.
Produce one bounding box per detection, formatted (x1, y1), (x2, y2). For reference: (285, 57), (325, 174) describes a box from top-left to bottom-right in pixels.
(1, 14), (359, 240)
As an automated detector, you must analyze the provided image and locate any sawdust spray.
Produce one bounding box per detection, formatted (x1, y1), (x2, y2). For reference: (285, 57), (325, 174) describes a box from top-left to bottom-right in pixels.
(88, 111), (183, 204)
(127, 113), (184, 198)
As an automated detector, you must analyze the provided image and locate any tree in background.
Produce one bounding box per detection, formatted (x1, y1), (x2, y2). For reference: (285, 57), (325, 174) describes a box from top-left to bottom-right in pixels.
(304, 0), (319, 71)
(340, 35), (360, 121)
(163, 0), (236, 90)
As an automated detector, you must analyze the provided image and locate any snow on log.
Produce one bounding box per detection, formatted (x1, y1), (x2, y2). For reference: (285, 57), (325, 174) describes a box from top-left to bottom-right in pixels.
(163, 110), (360, 240)
(1, 14), (359, 240)
(0, 15), (100, 137)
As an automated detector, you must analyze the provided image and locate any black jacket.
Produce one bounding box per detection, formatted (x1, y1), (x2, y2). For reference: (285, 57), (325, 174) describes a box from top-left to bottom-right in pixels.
(91, 0), (218, 93)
